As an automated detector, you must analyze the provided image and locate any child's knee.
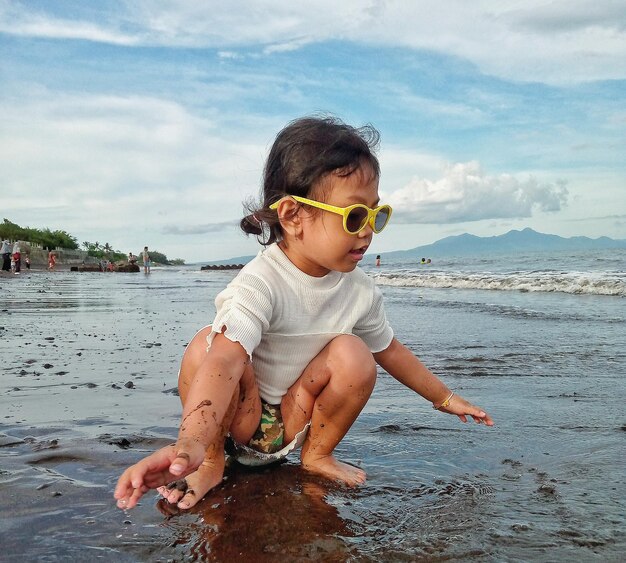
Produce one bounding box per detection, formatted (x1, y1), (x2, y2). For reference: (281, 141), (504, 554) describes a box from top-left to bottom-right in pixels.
(178, 326), (213, 400)
(328, 335), (376, 387)
(190, 325), (213, 353)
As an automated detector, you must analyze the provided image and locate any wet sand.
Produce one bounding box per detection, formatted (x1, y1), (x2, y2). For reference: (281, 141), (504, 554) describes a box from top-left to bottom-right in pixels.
(1, 268), (624, 561)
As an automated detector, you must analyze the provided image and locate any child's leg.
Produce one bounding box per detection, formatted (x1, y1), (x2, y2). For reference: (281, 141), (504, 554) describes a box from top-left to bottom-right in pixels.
(281, 335), (377, 485)
(159, 326), (261, 509)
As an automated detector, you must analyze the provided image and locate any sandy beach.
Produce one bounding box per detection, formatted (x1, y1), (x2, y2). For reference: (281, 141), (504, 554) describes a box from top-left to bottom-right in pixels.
(1, 262), (624, 561)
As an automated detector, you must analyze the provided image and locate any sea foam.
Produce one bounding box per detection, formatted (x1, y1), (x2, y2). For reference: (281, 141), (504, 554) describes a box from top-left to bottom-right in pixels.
(373, 271), (625, 296)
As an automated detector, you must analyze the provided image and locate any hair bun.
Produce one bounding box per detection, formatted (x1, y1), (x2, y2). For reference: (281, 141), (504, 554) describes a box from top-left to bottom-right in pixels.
(240, 214), (263, 236)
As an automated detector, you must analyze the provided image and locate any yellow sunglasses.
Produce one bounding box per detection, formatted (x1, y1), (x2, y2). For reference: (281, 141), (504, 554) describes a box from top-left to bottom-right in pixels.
(270, 195), (392, 235)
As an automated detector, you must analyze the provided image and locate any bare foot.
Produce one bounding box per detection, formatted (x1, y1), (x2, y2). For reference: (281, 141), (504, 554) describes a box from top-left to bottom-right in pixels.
(157, 452), (226, 509)
(301, 454), (366, 486)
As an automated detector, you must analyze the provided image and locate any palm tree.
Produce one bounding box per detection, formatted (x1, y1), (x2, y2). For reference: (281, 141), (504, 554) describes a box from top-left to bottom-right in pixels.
(104, 243), (112, 252)
(82, 241), (90, 251)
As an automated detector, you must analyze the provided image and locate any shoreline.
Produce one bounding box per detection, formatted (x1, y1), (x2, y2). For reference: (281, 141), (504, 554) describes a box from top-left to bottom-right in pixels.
(1, 264), (146, 276)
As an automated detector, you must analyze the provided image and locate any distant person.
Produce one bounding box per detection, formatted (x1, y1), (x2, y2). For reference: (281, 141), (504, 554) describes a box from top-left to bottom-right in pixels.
(25, 254), (31, 270)
(142, 246), (151, 274)
(421, 257), (426, 264)
(128, 252), (137, 265)
(1, 239), (11, 271)
(12, 242), (21, 273)
(375, 254), (381, 267)
(114, 116), (493, 512)
(48, 250), (56, 271)
(426, 258), (431, 264)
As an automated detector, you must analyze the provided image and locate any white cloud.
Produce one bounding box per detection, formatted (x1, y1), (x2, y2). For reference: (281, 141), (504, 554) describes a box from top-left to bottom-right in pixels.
(363, 0), (626, 84)
(162, 221), (238, 235)
(262, 38), (311, 55)
(217, 50), (243, 60)
(0, 89), (266, 258)
(1, 1), (624, 83)
(387, 161), (569, 224)
(378, 146), (447, 199)
(0, 2), (139, 45)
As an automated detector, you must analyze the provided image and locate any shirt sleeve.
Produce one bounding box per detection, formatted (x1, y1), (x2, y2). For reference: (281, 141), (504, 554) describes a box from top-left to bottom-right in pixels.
(207, 272), (273, 358)
(353, 283), (394, 353)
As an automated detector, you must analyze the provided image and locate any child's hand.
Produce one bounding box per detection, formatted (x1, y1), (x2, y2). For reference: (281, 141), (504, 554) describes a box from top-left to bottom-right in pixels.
(114, 440), (205, 509)
(436, 393), (494, 426)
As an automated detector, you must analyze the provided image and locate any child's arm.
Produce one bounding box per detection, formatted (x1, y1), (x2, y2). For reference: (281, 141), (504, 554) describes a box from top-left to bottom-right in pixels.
(373, 338), (494, 425)
(114, 334), (249, 508)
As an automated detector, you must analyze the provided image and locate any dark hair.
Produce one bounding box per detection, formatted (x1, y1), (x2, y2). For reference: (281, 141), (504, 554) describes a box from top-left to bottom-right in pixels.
(240, 115), (381, 245)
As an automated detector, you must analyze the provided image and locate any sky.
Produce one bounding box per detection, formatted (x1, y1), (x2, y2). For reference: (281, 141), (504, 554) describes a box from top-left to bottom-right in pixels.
(1, 0), (625, 263)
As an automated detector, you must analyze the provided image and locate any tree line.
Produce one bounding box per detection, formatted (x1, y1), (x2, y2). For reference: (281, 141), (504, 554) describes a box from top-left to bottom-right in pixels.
(81, 242), (177, 265)
(0, 218), (78, 250)
(1, 219), (183, 265)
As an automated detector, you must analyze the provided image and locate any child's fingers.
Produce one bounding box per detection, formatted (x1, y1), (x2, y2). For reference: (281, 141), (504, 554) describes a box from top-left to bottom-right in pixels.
(115, 471), (153, 509)
(477, 411), (495, 426)
(466, 407), (495, 426)
(114, 483), (131, 506)
(114, 467), (137, 499)
(114, 479), (128, 500)
(144, 471), (174, 489)
(131, 445), (179, 483)
(114, 478), (140, 509)
(128, 485), (149, 508)
(444, 395), (494, 426)
(114, 471), (147, 509)
(127, 458), (158, 489)
(116, 496), (130, 509)
(114, 444), (204, 509)
(168, 440), (206, 476)
(119, 484), (148, 509)
(114, 447), (177, 509)
(464, 401), (495, 426)
(116, 491), (135, 509)
(169, 452), (191, 476)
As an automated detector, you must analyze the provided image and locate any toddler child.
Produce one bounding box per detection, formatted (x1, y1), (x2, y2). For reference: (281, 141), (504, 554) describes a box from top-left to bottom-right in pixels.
(115, 116), (493, 511)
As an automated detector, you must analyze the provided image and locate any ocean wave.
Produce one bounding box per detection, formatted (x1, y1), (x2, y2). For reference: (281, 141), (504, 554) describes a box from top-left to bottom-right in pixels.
(373, 271), (626, 296)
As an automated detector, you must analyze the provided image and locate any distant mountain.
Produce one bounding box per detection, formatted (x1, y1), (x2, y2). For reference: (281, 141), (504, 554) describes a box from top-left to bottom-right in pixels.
(200, 228), (625, 265)
(382, 228), (626, 259)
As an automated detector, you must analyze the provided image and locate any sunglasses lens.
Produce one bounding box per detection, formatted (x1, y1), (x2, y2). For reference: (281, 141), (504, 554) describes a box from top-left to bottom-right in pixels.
(374, 206), (391, 232)
(346, 207), (369, 233)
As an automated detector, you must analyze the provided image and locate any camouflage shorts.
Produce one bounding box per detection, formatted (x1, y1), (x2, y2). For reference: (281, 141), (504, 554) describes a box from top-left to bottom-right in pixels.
(247, 401), (285, 454)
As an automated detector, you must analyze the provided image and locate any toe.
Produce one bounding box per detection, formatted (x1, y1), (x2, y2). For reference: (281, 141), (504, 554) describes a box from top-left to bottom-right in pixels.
(177, 489), (198, 509)
(164, 488), (184, 505)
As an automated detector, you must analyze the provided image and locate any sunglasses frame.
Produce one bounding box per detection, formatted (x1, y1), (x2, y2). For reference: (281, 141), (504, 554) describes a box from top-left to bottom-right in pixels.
(270, 195), (392, 234)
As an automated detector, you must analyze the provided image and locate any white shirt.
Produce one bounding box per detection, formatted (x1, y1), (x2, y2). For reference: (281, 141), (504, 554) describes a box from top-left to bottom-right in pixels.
(208, 243), (393, 404)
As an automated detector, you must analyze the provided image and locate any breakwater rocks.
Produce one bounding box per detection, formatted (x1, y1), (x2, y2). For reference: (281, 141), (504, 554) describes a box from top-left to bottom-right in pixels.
(71, 265), (101, 272)
(201, 264), (244, 271)
(117, 264), (141, 272)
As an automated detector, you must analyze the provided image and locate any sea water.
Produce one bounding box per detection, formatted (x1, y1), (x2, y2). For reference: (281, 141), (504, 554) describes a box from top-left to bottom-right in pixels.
(358, 248), (625, 560)
(1, 248), (624, 560)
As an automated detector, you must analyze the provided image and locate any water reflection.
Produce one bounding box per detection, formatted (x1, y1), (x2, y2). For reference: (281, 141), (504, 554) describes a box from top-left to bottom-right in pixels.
(157, 463), (357, 561)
